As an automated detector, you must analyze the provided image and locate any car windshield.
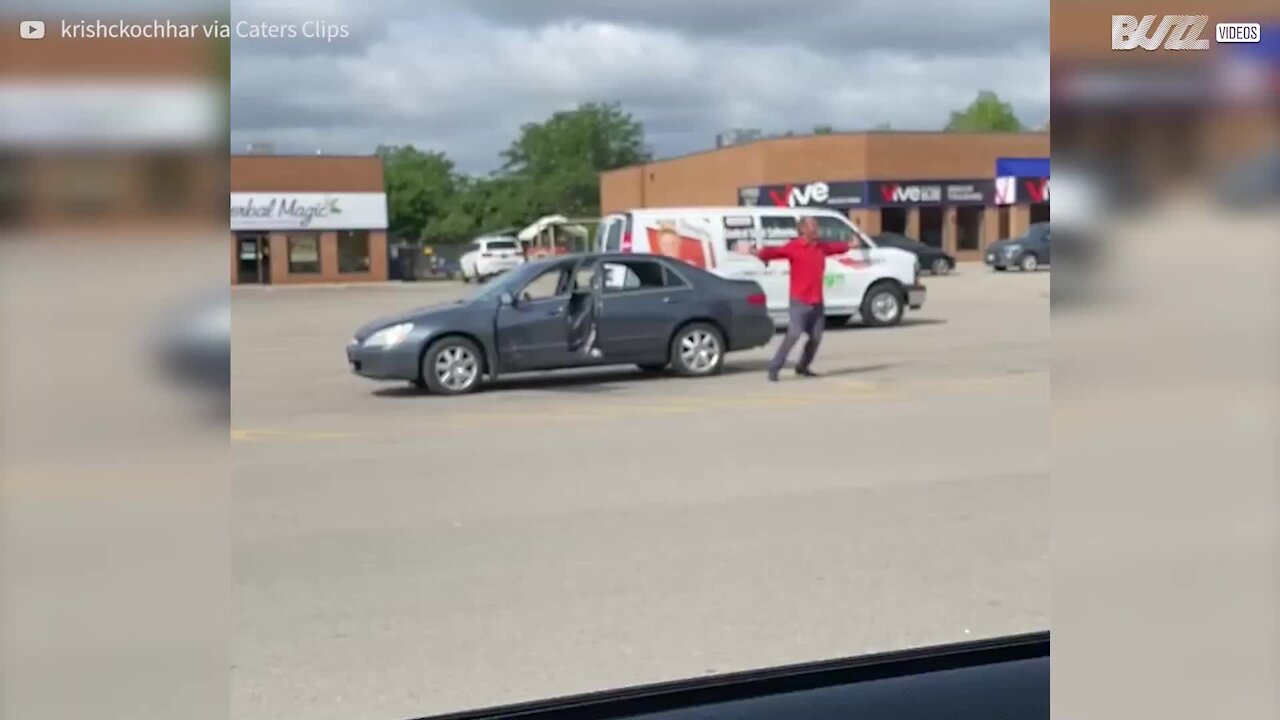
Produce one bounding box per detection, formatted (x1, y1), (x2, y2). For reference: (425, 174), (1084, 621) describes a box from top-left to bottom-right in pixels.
(484, 239), (519, 251)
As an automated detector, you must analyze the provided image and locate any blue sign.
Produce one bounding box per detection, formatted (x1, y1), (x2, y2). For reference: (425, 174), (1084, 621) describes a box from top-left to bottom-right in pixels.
(995, 157), (1050, 178)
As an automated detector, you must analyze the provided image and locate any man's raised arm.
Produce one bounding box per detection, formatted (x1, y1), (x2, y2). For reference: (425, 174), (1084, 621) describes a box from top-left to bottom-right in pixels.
(756, 244), (790, 262)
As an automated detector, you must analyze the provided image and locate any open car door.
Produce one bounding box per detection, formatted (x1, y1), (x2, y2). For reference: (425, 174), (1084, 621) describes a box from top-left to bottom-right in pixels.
(565, 259), (605, 358)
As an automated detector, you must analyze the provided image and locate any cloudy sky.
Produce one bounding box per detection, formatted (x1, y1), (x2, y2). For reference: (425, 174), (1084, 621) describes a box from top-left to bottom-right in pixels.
(229, 0), (1049, 174)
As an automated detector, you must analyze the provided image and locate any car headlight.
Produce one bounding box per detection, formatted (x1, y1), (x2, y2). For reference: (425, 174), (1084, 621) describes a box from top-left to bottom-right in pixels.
(363, 322), (414, 348)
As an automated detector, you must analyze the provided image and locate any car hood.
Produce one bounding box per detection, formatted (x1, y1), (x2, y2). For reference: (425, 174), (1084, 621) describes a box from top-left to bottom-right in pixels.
(352, 301), (468, 341)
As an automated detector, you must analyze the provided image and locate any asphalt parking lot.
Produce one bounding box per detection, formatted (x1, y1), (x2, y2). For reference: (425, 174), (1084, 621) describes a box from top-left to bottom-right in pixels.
(232, 267), (1050, 720)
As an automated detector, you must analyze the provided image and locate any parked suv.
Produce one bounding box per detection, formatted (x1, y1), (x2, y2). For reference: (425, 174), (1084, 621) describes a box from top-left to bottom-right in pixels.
(986, 222), (1050, 272)
(459, 235), (525, 282)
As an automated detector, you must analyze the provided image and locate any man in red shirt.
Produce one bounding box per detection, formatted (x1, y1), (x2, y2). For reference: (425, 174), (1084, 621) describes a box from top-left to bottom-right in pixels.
(755, 217), (850, 381)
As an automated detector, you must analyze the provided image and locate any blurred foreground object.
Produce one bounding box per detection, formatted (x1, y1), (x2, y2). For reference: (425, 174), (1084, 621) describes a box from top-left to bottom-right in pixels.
(1052, 3), (1280, 720)
(0, 12), (228, 720)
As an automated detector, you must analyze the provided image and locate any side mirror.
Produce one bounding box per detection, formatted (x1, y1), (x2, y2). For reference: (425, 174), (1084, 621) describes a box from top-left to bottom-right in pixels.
(499, 292), (515, 306)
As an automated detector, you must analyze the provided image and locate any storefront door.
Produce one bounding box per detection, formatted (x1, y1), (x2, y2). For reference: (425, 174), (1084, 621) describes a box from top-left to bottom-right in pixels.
(236, 234), (270, 284)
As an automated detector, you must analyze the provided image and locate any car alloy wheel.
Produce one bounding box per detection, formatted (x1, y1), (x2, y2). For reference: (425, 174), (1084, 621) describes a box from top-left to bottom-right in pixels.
(671, 323), (725, 377)
(1020, 254), (1039, 272)
(931, 258), (951, 275)
(433, 344), (479, 392)
(680, 330), (721, 373)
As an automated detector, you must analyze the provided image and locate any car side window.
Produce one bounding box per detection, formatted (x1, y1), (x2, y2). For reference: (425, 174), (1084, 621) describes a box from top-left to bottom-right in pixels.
(519, 266), (568, 302)
(602, 260), (672, 292)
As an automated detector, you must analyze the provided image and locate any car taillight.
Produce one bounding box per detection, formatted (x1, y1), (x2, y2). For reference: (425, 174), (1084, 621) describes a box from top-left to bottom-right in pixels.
(746, 293), (766, 306)
(620, 231), (632, 252)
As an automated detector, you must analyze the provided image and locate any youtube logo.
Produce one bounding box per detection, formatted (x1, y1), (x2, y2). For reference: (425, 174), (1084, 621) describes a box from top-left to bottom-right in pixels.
(20, 20), (45, 39)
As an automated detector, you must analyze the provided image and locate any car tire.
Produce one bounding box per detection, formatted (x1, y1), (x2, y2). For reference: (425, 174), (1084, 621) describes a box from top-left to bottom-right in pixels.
(1019, 254), (1039, 272)
(994, 266), (1008, 272)
(930, 258), (952, 276)
(420, 336), (484, 395)
(669, 323), (725, 378)
(860, 283), (905, 327)
(826, 314), (853, 327)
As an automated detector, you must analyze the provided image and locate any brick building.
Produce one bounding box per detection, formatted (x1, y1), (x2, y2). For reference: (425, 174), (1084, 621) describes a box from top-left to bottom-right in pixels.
(600, 131), (1050, 262)
(230, 155), (389, 284)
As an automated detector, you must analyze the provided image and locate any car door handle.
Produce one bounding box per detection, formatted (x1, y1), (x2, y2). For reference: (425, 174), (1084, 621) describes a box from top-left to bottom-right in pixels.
(547, 305), (565, 316)
(662, 296), (676, 304)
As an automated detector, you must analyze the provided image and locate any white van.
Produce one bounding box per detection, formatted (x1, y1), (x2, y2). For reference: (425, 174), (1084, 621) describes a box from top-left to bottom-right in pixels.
(595, 207), (926, 327)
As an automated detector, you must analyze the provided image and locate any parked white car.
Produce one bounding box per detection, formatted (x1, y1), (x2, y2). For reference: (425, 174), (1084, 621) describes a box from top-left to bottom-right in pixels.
(595, 207), (924, 327)
(459, 235), (525, 282)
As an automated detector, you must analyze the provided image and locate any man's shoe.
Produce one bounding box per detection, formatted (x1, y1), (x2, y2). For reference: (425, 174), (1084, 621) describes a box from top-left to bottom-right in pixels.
(767, 371), (780, 382)
(796, 368), (820, 378)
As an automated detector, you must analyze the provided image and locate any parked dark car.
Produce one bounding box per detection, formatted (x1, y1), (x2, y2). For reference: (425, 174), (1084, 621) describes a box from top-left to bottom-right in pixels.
(347, 253), (775, 395)
(418, 632), (1048, 720)
(873, 232), (956, 275)
(986, 222), (1050, 272)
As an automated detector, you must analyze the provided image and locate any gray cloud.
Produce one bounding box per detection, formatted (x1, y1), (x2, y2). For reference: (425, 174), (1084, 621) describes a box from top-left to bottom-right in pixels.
(230, 1), (1048, 173)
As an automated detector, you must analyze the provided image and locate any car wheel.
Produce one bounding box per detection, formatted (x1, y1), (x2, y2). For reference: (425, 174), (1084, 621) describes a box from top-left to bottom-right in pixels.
(669, 323), (725, 377)
(826, 314), (853, 327)
(994, 266), (1008, 272)
(1019, 254), (1039, 272)
(420, 336), (484, 395)
(860, 283), (905, 327)
(636, 363), (667, 374)
(930, 258), (952, 276)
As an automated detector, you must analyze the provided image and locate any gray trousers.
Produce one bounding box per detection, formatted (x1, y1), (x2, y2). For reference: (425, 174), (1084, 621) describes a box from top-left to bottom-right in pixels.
(769, 301), (824, 375)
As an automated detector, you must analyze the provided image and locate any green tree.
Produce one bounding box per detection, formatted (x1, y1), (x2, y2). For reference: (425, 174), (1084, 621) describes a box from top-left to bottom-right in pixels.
(944, 91), (1024, 132)
(377, 145), (465, 242)
(500, 102), (650, 217)
(813, 125), (834, 135)
(870, 121), (893, 131)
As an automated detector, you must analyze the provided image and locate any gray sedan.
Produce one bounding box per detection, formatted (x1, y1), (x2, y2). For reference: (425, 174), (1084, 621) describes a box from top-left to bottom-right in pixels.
(347, 253), (775, 395)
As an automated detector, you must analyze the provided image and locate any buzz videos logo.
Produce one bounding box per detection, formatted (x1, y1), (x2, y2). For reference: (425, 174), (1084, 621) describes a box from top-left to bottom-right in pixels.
(1112, 15), (1210, 50)
(1112, 15), (1262, 50)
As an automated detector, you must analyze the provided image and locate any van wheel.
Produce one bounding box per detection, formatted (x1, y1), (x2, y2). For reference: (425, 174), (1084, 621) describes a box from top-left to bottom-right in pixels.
(669, 323), (724, 377)
(861, 284), (905, 327)
(421, 337), (484, 395)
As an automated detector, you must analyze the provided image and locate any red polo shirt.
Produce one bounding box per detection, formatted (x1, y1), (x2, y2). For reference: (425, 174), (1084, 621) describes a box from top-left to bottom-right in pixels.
(757, 237), (850, 304)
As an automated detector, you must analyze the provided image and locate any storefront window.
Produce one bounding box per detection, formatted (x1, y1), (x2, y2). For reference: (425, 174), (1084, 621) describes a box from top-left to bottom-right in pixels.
(287, 234), (322, 274)
(955, 207), (983, 251)
(337, 230), (371, 273)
